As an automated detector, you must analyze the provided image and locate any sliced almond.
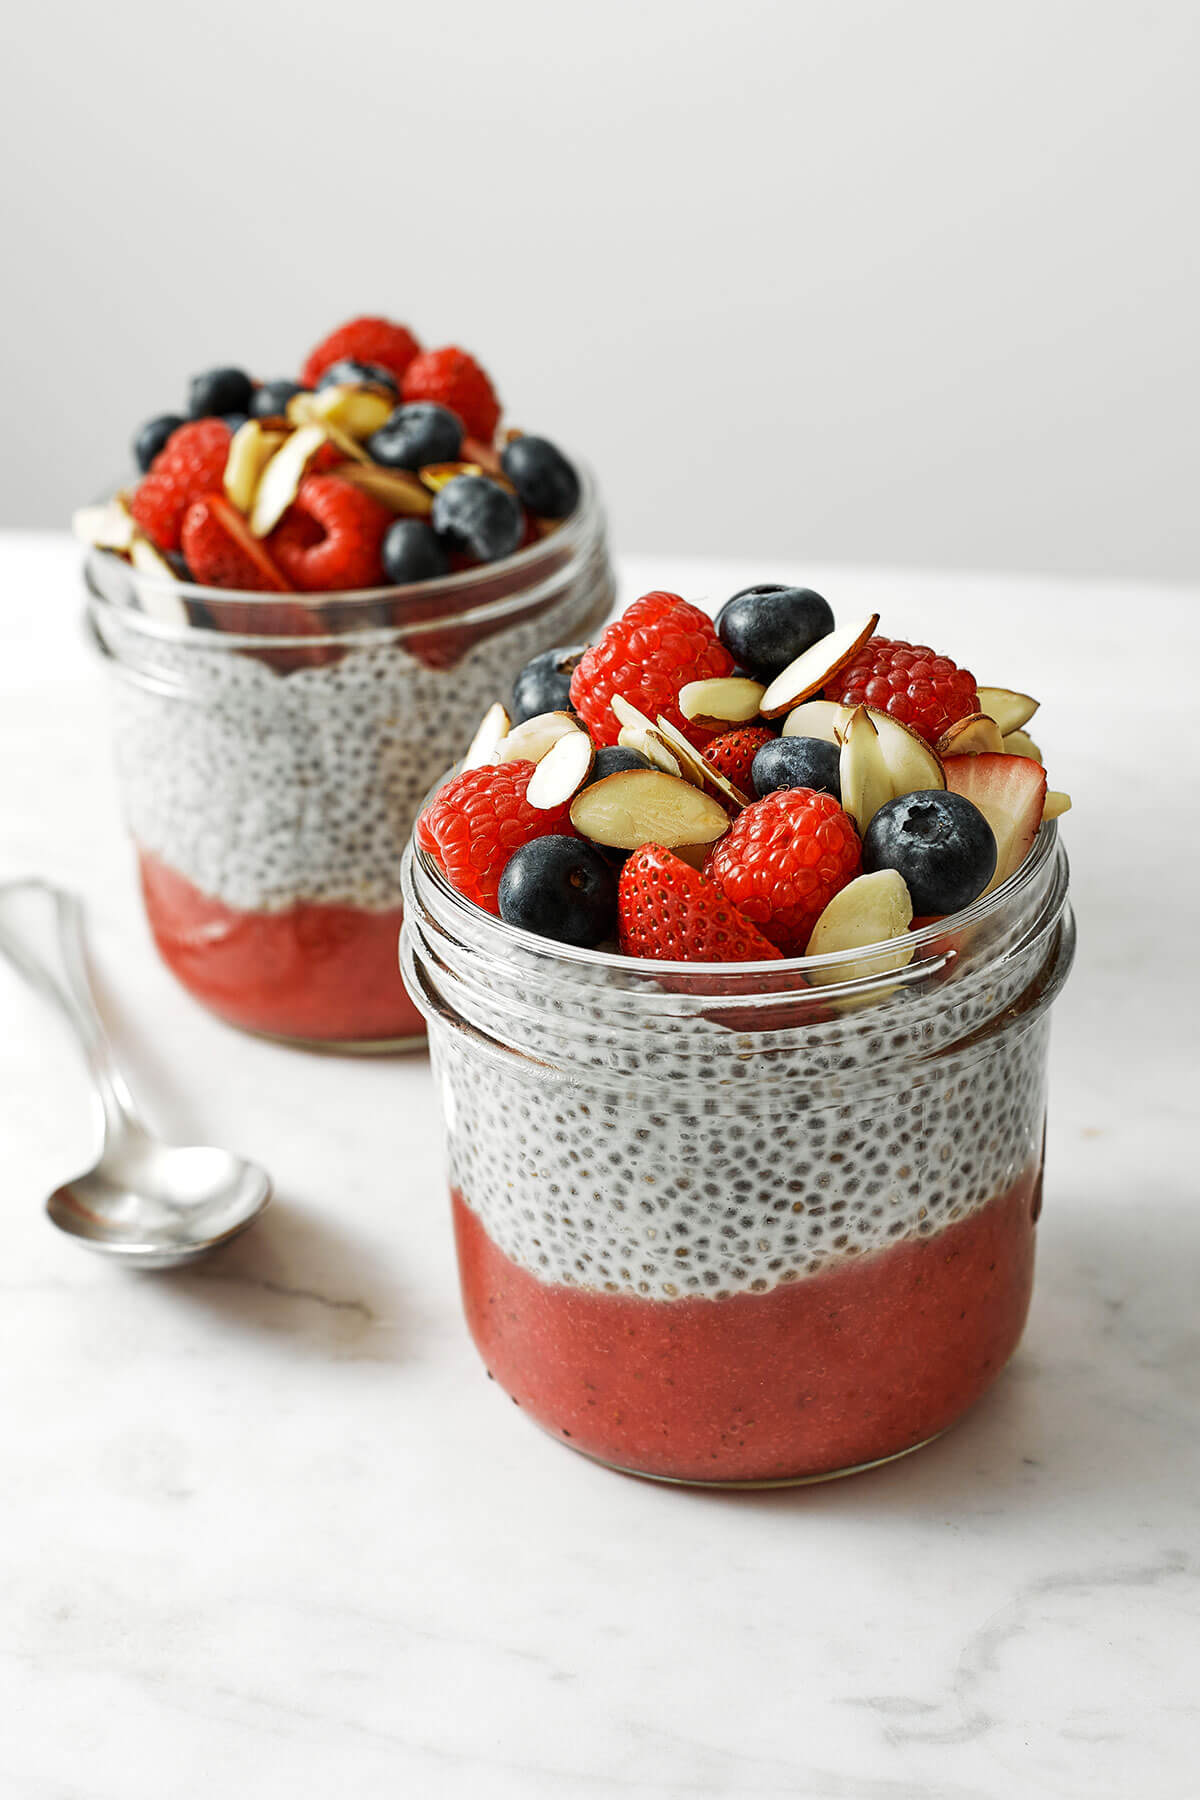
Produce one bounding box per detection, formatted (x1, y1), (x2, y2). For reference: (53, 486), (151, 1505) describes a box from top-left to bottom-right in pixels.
(129, 532), (176, 579)
(249, 425), (328, 537)
(527, 730), (595, 809)
(611, 694), (658, 734)
(868, 708), (945, 795)
(678, 676), (766, 730)
(653, 715), (752, 809)
(419, 461), (485, 494)
(335, 462), (433, 517)
(462, 702), (511, 771)
(1042, 790), (1072, 821)
(977, 686), (1039, 734)
(781, 698), (853, 744)
(308, 383), (394, 439)
(1003, 728), (1043, 764)
(569, 770), (729, 851)
(73, 496), (134, 552)
(936, 713), (1005, 757)
(805, 870), (915, 984)
(839, 706), (891, 834)
(759, 614), (879, 719)
(223, 419), (283, 515)
(617, 724), (681, 778)
(494, 710), (582, 766)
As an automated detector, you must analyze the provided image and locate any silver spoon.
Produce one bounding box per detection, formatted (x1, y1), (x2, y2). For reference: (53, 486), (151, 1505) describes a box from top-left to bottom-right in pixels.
(0, 880), (271, 1269)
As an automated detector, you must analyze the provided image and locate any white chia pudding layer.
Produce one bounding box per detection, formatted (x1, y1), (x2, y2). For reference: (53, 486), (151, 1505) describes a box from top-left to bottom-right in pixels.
(409, 839), (1070, 1302)
(99, 584), (610, 915)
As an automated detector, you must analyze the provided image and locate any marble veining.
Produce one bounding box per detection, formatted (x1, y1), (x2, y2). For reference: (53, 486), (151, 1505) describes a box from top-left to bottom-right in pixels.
(1, 536), (1197, 1799)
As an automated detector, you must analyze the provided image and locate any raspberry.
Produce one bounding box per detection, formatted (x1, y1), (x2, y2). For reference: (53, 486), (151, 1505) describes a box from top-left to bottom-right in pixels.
(402, 346), (501, 443)
(268, 475), (391, 592)
(300, 316), (421, 390)
(181, 493), (291, 591)
(129, 419), (232, 552)
(705, 788), (861, 955)
(416, 762), (576, 914)
(704, 726), (776, 793)
(618, 844), (782, 964)
(827, 637), (978, 745)
(569, 592), (735, 750)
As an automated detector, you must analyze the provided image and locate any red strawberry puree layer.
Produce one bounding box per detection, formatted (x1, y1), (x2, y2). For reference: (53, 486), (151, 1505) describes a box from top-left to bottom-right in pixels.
(138, 849), (423, 1044)
(453, 1167), (1040, 1483)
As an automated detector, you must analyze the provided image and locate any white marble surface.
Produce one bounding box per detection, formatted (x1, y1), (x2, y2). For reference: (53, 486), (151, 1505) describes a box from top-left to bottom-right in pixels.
(1, 534), (1197, 1799)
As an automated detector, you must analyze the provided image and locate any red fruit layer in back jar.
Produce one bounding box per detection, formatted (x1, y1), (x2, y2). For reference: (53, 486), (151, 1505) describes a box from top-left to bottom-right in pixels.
(452, 1167), (1040, 1484)
(138, 849), (423, 1045)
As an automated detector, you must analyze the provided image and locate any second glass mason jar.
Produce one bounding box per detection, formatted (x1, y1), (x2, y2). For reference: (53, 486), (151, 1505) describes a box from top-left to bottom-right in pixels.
(86, 467), (613, 1050)
(402, 823), (1074, 1486)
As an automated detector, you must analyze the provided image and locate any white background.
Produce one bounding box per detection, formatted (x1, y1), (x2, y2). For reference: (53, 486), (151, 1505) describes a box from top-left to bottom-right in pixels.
(5, 0), (1199, 580)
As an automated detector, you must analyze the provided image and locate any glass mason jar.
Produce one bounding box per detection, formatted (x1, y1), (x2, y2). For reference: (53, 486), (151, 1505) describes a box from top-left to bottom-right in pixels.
(401, 823), (1075, 1485)
(85, 468), (613, 1051)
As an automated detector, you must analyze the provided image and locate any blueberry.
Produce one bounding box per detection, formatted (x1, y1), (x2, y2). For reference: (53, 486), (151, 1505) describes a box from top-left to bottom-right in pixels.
(586, 745), (652, 784)
(367, 403), (463, 472)
(317, 359), (399, 397)
(381, 519), (450, 585)
(251, 380), (305, 419)
(863, 791), (997, 916)
(187, 367), (254, 419)
(133, 413), (184, 472)
(752, 735), (841, 800)
(222, 413), (249, 433)
(432, 475), (524, 563)
(498, 836), (618, 948)
(511, 646), (585, 723)
(715, 584), (835, 681)
(500, 436), (581, 519)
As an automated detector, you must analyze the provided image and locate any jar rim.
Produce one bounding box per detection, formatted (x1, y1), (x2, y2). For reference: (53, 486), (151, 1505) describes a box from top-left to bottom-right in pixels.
(83, 458), (604, 644)
(405, 818), (1064, 991)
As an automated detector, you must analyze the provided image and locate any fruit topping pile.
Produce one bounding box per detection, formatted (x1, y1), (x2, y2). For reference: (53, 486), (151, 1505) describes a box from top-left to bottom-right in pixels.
(417, 584), (1072, 967)
(73, 314), (582, 593)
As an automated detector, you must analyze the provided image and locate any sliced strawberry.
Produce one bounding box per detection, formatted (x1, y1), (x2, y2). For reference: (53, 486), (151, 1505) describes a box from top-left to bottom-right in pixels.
(618, 844), (782, 963)
(942, 753), (1047, 891)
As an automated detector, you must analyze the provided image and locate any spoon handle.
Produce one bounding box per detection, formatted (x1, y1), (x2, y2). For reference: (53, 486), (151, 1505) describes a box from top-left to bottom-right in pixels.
(0, 879), (143, 1142)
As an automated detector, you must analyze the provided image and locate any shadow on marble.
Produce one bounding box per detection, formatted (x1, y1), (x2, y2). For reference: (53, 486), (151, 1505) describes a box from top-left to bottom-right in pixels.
(151, 1197), (409, 1363)
(688, 1182), (1200, 1521)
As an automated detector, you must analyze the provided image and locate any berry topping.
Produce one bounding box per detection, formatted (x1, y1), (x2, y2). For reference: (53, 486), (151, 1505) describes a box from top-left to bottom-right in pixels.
(862, 790), (997, 917)
(941, 753), (1047, 893)
(181, 493), (292, 592)
(500, 436), (580, 520)
(498, 836), (618, 948)
(250, 380), (305, 420)
(700, 726), (775, 794)
(715, 584), (835, 682)
(568, 591), (735, 749)
(316, 359), (398, 397)
(381, 518), (449, 585)
(705, 788), (862, 954)
(133, 413), (184, 474)
(416, 761), (577, 914)
(511, 646), (585, 724)
(431, 474), (523, 563)
(827, 637), (979, 746)
(586, 744), (654, 784)
(617, 845), (782, 964)
(300, 316), (421, 390)
(402, 346), (501, 443)
(129, 418), (234, 552)
(268, 474), (391, 592)
(187, 367), (254, 420)
(368, 402), (464, 472)
(752, 734), (841, 801)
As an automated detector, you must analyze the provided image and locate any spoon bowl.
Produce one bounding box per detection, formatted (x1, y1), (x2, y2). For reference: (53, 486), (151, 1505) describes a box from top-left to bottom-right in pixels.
(0, 880), (272, 1268)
